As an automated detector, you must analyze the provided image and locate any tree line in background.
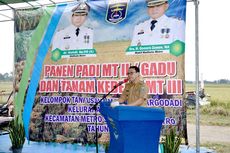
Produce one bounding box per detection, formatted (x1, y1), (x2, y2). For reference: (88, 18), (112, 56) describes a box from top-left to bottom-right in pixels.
(0, 72), (230, 84)
(186, 79), (230, 84)
(0, 72), (13, 82)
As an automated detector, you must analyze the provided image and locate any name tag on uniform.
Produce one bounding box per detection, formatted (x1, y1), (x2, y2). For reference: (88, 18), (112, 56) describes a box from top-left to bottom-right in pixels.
(137, 31), (144, 35)
(63, 36), (71, 39)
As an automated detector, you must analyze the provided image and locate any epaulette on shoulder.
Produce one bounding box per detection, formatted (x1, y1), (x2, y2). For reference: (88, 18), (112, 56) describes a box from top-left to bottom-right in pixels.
(136, 21), (145, 26)
(126, 82), (132, 86)
(171, 16), (184, 21)
(56, 28), (65, 33)
(139, 81), (145, 85)
(86, 26), (93, 30)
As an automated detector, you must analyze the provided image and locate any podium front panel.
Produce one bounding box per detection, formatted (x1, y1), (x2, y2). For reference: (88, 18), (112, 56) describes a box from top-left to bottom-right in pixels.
(100, 102), (165, 153)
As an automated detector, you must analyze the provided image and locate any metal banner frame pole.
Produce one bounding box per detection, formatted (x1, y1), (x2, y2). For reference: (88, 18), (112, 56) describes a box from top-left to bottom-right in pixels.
(194, 0), (200, 152)
(187, 0), (200, 152)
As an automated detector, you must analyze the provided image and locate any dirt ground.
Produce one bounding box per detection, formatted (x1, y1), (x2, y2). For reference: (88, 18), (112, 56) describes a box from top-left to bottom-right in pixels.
(187, 123), (230, 145)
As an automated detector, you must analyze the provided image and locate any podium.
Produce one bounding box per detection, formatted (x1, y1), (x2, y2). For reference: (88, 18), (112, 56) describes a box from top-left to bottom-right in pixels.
(99, 102), (165, 153)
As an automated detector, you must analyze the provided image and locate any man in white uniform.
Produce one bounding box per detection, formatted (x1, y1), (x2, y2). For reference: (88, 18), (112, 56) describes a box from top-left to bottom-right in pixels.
(131, 0), (185, 46)
(52, 2), (93, 50)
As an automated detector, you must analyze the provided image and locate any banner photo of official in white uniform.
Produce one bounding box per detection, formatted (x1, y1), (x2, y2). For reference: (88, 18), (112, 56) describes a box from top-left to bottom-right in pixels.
(51, 2), (95, 59)
(14, 0), (187, 147)
(127, 0), (186, 55)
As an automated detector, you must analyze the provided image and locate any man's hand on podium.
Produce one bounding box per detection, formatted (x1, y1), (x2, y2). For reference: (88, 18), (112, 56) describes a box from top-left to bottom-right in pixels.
(110, 101), (127, 107)
(110, 101), (120, 107)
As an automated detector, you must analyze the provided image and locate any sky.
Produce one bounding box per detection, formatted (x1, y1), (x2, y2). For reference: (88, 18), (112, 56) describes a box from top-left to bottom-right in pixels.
(0, 0), (229, 81)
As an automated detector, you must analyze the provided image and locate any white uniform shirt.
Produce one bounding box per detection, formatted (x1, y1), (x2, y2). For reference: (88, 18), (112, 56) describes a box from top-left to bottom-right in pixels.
(131, 15), (185, 46)
(52, 24), (93, 50)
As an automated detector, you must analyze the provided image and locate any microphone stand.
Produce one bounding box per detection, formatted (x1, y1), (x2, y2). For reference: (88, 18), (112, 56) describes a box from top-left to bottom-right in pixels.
(91, 84), (120, 153)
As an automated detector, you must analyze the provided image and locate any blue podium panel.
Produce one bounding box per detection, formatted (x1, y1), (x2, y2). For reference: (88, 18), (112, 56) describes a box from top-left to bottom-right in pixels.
(99, 102), (165, 153)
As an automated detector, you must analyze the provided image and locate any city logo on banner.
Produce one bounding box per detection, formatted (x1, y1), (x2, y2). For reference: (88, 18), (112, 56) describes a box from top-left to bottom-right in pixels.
(106, 0), (129, 24)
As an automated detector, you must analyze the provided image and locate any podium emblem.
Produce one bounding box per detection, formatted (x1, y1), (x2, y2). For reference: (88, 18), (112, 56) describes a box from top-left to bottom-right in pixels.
(108, 117), (119, 139)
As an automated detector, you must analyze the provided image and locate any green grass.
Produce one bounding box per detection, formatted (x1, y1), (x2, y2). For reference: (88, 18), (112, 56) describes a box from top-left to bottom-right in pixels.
(0, 81), (13, 92)
(201, 142), (230, 153)
(186, 83), (230, 105)
(0, 81), (13, 104)
(188, 142), (230, 153)
(187, 108), (230, 126)
(186, 83), (230, 126)
(189, 142), (230, 153)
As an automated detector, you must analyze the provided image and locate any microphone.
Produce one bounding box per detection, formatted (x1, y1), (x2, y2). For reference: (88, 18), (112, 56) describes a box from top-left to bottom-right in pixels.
(113, 78), (129, 88)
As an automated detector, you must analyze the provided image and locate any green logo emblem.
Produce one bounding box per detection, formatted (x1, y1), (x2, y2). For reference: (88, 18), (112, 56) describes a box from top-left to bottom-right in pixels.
(170, 40), (185, 56)
(51, 48), (62, 62)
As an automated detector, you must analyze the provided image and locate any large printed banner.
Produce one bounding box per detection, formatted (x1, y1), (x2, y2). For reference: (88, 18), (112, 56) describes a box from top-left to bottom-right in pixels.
(14, 0), (187, 144)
